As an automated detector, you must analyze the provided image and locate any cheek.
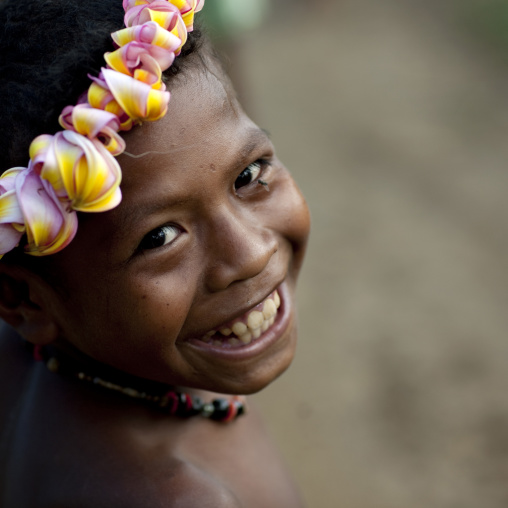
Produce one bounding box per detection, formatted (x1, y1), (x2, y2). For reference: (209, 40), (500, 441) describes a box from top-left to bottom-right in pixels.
(55, 268), (192, 357)
(104, 273), (193, 342)
(277, 176), (311, 270)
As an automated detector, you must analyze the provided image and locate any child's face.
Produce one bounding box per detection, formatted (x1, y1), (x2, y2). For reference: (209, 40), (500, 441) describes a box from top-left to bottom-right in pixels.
(47, 62), (310, 394)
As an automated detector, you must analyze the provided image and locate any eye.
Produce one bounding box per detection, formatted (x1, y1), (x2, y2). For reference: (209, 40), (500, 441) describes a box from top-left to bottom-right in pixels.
(139, 225), (179, 250)
(234, 161), (262, 190)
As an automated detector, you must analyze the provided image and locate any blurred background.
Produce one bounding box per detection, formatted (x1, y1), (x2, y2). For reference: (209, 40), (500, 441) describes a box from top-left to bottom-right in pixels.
(204, 1), (508, 507)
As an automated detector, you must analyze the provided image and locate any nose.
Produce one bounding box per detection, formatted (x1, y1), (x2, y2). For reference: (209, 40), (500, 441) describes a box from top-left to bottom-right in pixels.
(204, 207), (278, 292)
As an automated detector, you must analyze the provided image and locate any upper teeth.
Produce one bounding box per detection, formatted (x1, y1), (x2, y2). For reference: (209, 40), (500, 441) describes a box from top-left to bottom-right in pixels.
(200, 290), (280, 346)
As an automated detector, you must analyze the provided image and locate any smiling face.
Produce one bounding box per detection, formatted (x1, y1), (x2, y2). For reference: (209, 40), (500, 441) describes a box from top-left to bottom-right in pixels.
(44, 58), (310, 395)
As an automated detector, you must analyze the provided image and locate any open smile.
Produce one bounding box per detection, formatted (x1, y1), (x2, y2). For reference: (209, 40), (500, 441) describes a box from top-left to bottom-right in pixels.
(198, 290), (281, 348)
(185, 282), (294, 362)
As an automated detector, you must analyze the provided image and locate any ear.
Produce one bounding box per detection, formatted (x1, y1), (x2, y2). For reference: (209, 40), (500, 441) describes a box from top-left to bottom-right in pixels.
(0, 263), (59, 346)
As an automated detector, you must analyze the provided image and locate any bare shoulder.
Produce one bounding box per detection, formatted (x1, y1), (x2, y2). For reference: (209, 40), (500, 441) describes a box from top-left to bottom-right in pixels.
(110, 459), (242, 508)
(42, 458), (243, 508)
(18, 461), (243, 508)
(7, 437), (242, 508)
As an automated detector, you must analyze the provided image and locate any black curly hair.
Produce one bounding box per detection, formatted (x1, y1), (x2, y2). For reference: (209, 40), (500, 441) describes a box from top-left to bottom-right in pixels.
(0, 0), (204, 172)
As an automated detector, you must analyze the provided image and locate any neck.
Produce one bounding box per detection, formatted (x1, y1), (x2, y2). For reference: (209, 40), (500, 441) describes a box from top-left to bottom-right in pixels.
(33, 343), (246, 423)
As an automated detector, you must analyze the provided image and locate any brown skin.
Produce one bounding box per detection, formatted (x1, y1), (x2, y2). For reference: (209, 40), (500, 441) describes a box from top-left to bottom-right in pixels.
(0, 60), (310, 507)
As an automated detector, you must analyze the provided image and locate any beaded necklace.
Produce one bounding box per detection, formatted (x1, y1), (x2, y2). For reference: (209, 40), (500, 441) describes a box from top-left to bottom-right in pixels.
(33, 344), (246, 423)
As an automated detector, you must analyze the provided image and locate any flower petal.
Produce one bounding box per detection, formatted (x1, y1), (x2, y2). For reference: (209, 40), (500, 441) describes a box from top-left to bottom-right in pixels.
(0, 189), (24, 224)
(0, 224), (24, 256)
(112, 21), (181, 53)
(102, 68), (169, 122)
(57, 131), (122, 212)
(124, 1), (179, 28)
(59, 104), (126, 155)
(29, 132), (123, 213)
(16, 169), (78, 256)
(172, 0), (204, 31)
(70, 136), (123, 212)
(105, 42), (171, 84)
(88, 78), (134, 131)
(0, 167), (23, 195)
(0, 168), (26, 255)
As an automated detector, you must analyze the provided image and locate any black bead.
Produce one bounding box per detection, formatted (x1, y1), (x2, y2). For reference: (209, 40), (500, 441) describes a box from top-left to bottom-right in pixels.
(209, 398), (231, 421)
(235, 402), (245, 417)
(174, 393), (190, 416)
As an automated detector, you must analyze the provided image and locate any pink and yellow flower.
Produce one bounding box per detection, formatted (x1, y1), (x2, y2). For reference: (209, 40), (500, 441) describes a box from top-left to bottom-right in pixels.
(123, 0), (189, 53)
(123, 0), (204, 31)
(59, 104), (126, 155)
(105, 42), (168, 89)
(101, 68), (170, 122)
(88, 69), (170, 127)
(112, 20), (181, 55)
(88, 74), (135, 131)
(0, 169), (26, 256)
(16, 169), (79, 256)
(29, 131), (122, 213)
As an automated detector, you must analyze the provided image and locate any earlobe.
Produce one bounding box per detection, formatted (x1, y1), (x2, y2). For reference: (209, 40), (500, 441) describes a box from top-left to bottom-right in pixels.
(0, 267), (59, 345)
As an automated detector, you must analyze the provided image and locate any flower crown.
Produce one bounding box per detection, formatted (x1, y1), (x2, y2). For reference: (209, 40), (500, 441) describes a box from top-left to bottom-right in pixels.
(0, 0), (205, 257)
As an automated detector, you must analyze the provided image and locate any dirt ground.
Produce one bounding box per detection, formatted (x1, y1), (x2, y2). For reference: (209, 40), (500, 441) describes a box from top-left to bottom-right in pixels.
(228, 1), (508, 507)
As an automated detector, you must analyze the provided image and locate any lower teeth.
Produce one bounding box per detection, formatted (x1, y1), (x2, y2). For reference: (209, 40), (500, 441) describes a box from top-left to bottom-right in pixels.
(200, 291), (280, 346)
(239, 332), (252, 344)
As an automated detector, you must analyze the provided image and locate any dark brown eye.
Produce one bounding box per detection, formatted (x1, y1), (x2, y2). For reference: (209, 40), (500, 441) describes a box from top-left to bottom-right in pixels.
(139, 226), (179, 250)
(234, 161), (261, 190)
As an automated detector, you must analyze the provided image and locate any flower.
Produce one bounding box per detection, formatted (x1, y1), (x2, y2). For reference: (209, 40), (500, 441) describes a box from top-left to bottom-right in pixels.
(123, 0), (190, 53)
(110, 21), (182, 73)
(15, 169), (79, 256)
(105, 42), (169, 89)
(123, 0), (204, 31)
(29, 131), (122, 213)
(101, 68), (170, 123)
(174, 0), (205, 31)
(88, 74), (135, 131)
(0, 169), (26, 256)
(112, 20), (181, 54)
(59, 104), (126, 156)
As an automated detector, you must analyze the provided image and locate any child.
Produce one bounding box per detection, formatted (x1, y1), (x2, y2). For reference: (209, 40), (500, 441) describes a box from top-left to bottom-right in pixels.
(0, 0), (310, 506)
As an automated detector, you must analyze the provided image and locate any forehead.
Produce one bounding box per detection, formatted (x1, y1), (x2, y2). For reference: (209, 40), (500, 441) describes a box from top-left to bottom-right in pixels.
(117, 62), (263, 190)
(121, 63), (241, 173)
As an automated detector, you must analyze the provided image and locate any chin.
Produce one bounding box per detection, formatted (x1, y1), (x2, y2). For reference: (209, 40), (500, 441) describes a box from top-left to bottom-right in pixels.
(197, 329), (298, 396)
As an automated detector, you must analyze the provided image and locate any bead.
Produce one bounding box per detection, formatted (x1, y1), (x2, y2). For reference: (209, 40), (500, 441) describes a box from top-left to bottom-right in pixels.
(173, 392), (187, 416)
(233, 396), (246, 417)
(46, 357), (59, 373)
(163, 391), (180, 414)
(122, 387), (140, 398)
(222, 402), (237, 423)
(201, 403), (214, 418)
(183, 395), (202, 417)
(192, 396), (204, 413)
(209, 398), (230, 421)
(175, 393), (198, 417)
(235, 401), (246, 417)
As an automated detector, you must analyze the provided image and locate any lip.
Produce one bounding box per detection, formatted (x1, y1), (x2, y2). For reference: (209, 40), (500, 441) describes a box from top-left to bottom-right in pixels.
(184, 281), (293, 362)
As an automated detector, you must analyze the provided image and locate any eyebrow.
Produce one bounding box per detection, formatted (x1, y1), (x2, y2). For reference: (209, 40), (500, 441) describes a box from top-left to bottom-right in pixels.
(237, 129), (269, 164)
(115, 126), (272, 237)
